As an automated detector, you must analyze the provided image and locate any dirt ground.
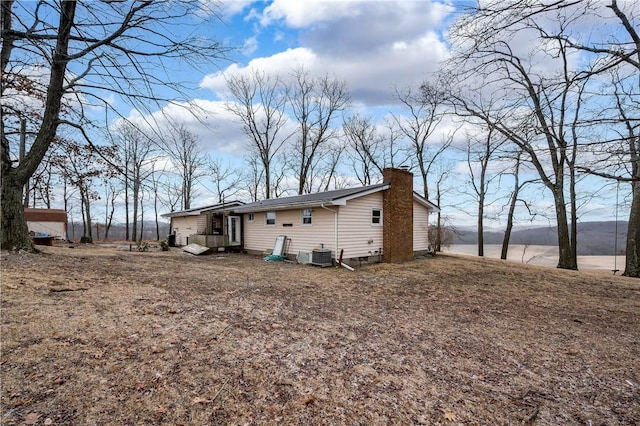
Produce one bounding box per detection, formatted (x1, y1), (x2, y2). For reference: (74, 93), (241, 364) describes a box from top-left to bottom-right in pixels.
(1, 244), (639, 425)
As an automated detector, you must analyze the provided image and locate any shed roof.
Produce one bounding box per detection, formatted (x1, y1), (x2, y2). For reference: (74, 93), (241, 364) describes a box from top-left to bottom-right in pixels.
(24, 208), (68, 223)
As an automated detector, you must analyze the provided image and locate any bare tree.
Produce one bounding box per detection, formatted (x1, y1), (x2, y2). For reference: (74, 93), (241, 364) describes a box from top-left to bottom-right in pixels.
(433, 167), (452, 252)
(208, 158), (242, 203)
(287, 67), (350, 194)
(303, 140), (346, 193)
(464, 126), (507, 256)
(101, 178), (120, 241)
(542, 0), (640, 277)
(395, 83), (451, 199)
(446, 1), (600, 270)
(500, 151), (538, 260)
(343, 114), (384, 185)
(161, 180), (182, 214)
(1, 0), (227, 250)
(225, 70), (289, 200)
(243, 156), (264, 202)
(112, 122), (156, 241)
(157, 124), (206, 211)
(54, 138), (115, 242)
(148, 163), (167, 241)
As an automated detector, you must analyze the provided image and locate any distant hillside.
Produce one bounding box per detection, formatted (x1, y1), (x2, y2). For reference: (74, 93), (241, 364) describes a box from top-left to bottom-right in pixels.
(452, 221), (628, 256)
(67, 221), (170, 242)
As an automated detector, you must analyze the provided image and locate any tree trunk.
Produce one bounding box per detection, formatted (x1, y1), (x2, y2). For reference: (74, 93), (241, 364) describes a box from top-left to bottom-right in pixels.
(132, 180), (139, 241)
(138, 201), (144, 241)
(624, 181), (640, 277)
(435, 184), (442, 252)
(85, 192), (92, 240)
(501, 156), (521, 260)
(501, 191), (518, 260)
(0, 0), (76, 250)
(477, 180), (485, 257)
(1, 172), (34, 251)
(154, 188), (160, 241)
(124, 182), (130, 240)
(554, 189), (577, 270)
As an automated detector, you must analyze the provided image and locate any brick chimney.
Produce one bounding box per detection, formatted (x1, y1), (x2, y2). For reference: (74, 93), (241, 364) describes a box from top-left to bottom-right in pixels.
(382, 167), (413, 262)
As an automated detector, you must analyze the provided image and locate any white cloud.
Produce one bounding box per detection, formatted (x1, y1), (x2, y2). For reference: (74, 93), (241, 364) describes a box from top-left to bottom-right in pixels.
(199, 1), (453, 106)
(260, 0), (359, 27)
(241, 36), (259, 56)
(200, 47), (318, 95)
(122, 99), (249, 156)
(201, 32), (449, 106)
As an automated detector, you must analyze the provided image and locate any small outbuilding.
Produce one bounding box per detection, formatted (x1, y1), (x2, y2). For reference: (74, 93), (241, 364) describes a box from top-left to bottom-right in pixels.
(24, 208), (68, 243)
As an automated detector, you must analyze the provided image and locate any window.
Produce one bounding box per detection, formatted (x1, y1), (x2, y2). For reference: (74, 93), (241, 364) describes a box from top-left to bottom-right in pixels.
(371, 208), (382, 226)
(248, 213), (255, 222)
(265, 211), (276, 225)
(302, 209), (313, 225)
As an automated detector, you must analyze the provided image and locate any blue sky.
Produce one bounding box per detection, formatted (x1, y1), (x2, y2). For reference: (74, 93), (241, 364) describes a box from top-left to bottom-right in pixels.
(131, 1), (464, 152)
(7, 0), (619, 228)
(105, 0), (633, 228)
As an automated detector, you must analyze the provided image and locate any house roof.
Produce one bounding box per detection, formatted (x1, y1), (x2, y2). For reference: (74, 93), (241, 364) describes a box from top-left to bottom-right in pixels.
(229, 184), (390, 213)
(162, 185), (440, 218)
(413, 193), (440, 212)
(161, 200), (244, 218)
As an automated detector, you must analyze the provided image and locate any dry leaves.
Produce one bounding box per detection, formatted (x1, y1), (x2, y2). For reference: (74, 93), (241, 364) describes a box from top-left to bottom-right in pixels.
(1, 245), (638, 425)
(22, 412), (40, 425)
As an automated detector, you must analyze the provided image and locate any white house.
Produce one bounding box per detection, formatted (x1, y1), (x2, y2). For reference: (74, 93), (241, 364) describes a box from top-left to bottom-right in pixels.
(162, 168), (439, 265)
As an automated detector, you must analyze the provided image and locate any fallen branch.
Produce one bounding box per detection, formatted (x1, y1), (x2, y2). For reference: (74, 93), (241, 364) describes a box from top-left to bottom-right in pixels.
(211, 374), (233, 403)
(211, 323), (236, 341)
(49, 287), (89, 293)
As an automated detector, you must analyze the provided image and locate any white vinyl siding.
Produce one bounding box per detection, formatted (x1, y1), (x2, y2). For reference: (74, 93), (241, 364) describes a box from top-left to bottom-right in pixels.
(413, 201), (431, 251)
(244, 208), (336, 255)
(196, 214), (208, 234)
(337, 193), (384, 259)
(171, 216), (200, 246)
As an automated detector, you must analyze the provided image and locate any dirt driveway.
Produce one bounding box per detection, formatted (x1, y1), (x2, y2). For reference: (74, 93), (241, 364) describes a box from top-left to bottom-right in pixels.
(1, 244), (639, 425)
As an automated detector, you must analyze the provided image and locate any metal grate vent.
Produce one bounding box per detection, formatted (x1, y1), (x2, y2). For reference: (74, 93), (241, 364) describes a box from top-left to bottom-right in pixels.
(311, 249), (332, 266)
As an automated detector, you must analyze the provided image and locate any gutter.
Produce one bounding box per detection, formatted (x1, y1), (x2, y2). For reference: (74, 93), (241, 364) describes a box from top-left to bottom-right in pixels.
(320, 203), (338, 263)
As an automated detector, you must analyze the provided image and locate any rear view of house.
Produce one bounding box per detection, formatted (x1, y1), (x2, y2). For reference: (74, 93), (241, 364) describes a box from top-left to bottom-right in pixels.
(163, 168), (439, 266)
(234, 167), (438, 265)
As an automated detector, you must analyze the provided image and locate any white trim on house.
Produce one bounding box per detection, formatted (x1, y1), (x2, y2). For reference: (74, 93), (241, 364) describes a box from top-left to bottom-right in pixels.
(413, 193), (440, 212)
(371, 208), (383, 226)
(265, 211), (276, 226)
(331, 184), (390, 205)
(301, 208), (313, 225)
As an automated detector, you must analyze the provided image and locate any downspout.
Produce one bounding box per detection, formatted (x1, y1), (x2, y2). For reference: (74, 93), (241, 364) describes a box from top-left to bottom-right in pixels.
(320, 203), (338, 262)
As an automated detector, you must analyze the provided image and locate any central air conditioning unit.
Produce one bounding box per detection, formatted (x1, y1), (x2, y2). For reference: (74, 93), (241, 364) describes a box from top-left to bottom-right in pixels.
(311, 248), (332, 267)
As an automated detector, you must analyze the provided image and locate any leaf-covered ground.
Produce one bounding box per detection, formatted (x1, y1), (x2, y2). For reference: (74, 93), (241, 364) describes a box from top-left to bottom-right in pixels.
(1, 244), (639, 425)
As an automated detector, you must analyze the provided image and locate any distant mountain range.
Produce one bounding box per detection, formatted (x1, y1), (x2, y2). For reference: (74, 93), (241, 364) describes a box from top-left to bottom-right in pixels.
(67, 221), (170, 242)
(452, 221), (628, 256)
(67, 219), (626, 256)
